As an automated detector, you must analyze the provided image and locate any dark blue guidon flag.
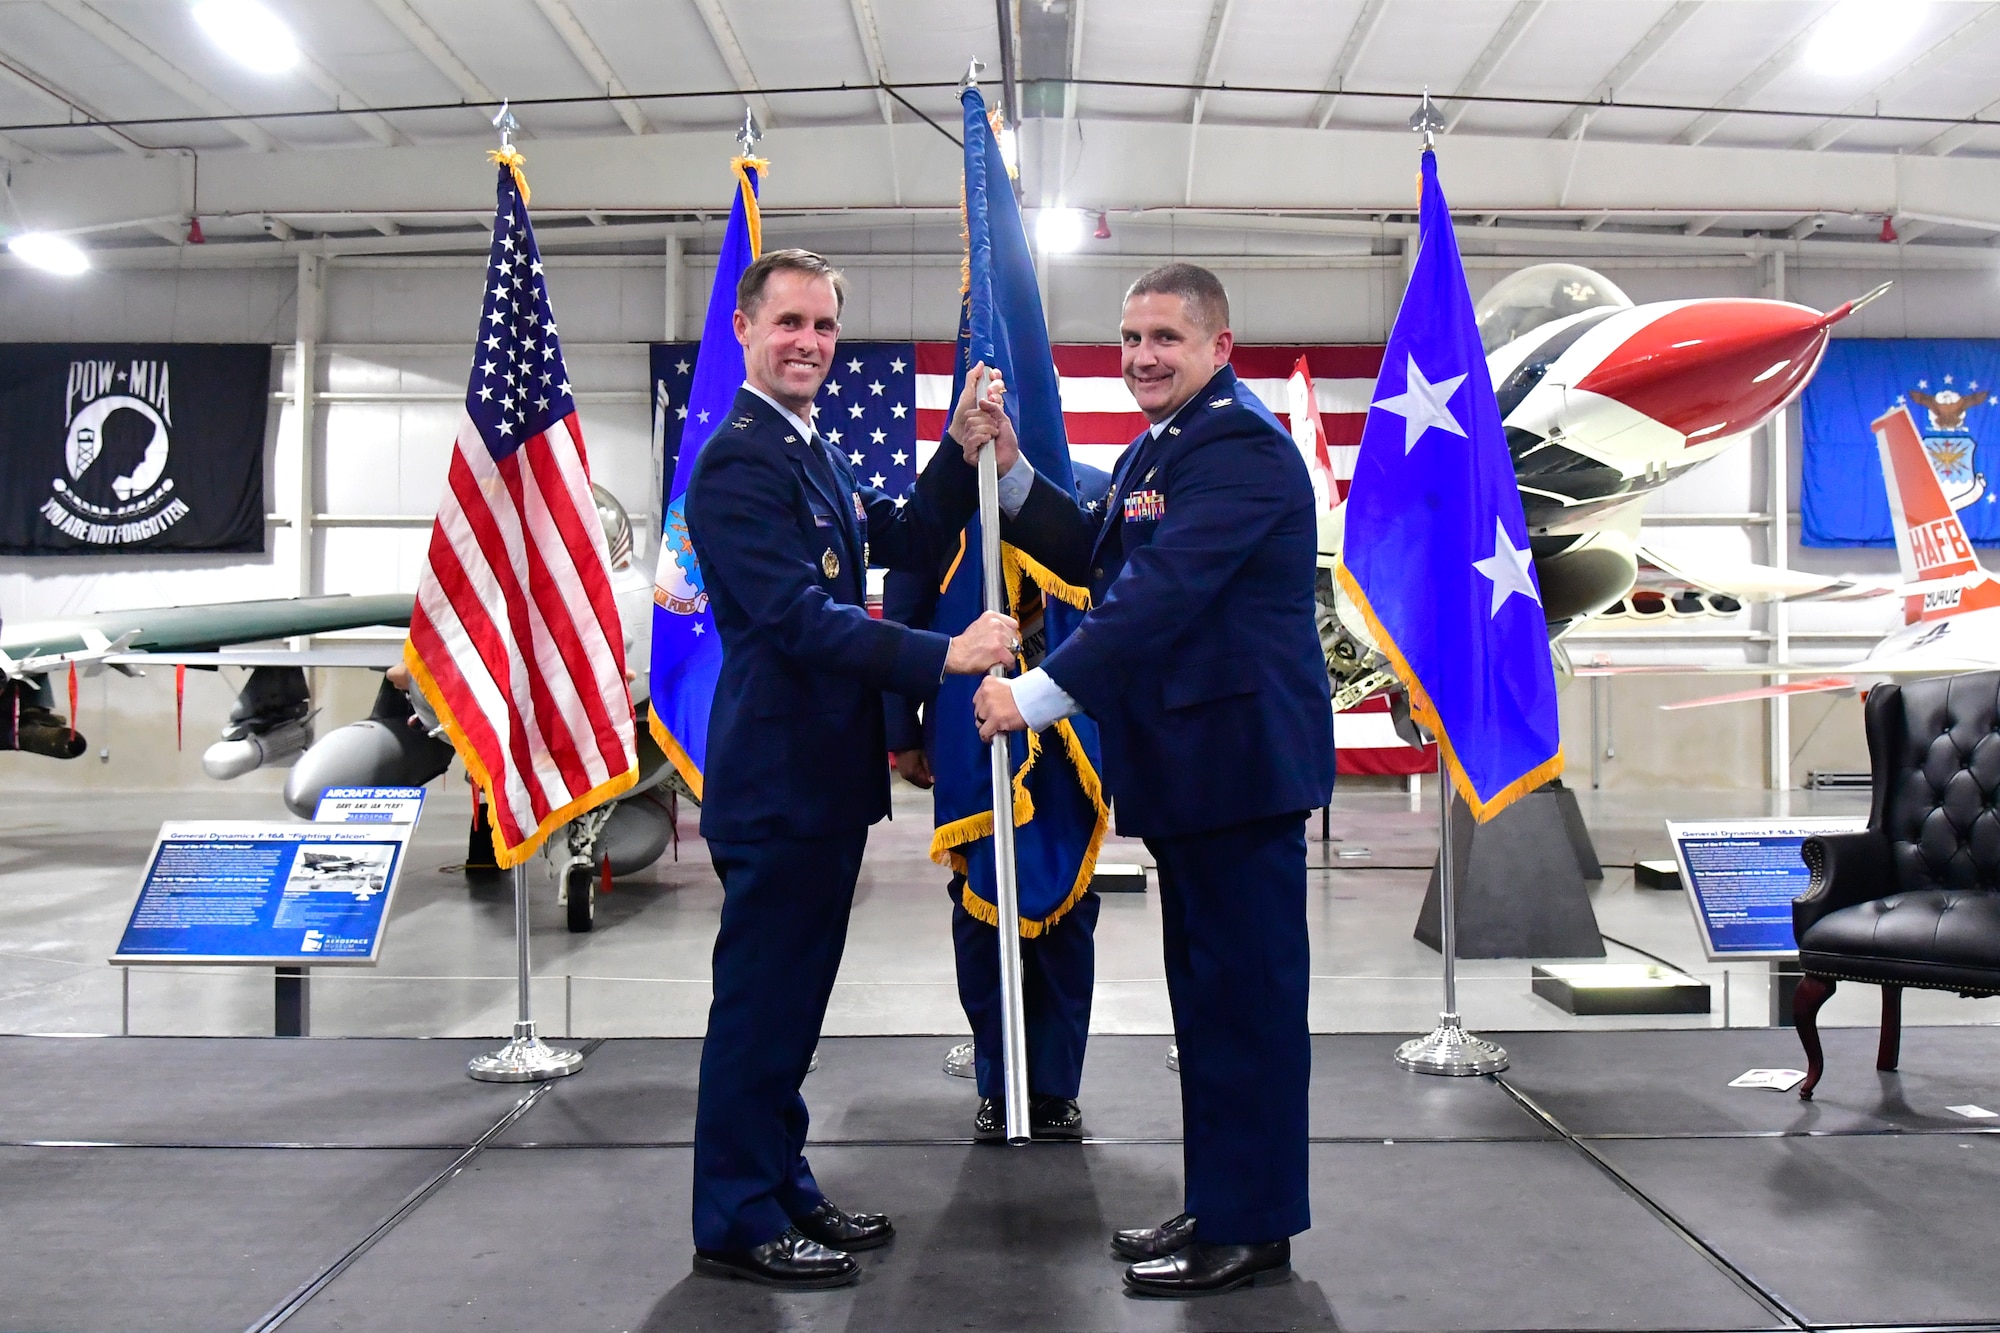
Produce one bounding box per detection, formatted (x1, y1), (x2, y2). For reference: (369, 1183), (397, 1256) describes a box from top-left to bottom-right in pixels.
(929, 87), (1108, 936)
(1802, 339), (2000, 548)
(647, 156), (764, 798)
(1337, 148), (1562, 820)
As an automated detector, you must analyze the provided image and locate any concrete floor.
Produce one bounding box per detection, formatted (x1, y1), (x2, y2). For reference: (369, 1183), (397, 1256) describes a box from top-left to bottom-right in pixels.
(4, 776), (1997, 1041)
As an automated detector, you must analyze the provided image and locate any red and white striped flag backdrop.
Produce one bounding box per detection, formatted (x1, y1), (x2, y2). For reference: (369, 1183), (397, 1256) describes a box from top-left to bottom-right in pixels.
(912, 342), (1433, 778)
(405, 152), (638, 868)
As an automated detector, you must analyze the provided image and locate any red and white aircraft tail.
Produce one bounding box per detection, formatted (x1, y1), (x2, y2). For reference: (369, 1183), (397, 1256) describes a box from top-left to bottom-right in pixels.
(1652, 404), (2000, 709)
(1875, 404), (2000, 623)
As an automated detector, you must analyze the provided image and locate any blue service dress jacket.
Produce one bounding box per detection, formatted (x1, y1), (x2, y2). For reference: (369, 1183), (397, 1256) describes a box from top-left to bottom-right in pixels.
(685, 386), (981, 841)
(989, 365), (1337, 838)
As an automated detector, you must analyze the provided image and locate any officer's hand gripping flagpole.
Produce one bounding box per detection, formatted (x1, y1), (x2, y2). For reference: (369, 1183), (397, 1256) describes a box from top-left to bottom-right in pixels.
(1390, 92), (1508, 1078)
(466, 101), (584, 1086)
(962, 56), (1034, 1146)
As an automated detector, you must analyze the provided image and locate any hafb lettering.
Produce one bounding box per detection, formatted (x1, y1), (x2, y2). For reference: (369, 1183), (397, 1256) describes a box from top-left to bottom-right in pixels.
(1915, 516), (1974, 573)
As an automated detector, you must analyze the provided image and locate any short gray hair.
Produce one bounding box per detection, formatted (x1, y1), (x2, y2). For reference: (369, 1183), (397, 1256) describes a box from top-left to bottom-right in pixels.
(1124, 262), (1230, 334)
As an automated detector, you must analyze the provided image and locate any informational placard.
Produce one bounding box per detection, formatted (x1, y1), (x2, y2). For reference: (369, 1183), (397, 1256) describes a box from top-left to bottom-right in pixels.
(1667, 817), (1866, 960)
(313, 786), (426, 825)
(111, 822), (411, 965)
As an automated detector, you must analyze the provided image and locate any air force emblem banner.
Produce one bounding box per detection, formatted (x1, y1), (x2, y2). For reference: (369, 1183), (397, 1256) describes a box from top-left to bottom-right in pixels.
(1337, 148), (1562, 820)
(0, 343), (270, 555)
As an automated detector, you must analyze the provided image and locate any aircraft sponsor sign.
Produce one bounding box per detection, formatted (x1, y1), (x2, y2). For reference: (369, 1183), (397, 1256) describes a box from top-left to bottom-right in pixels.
(0, 343), (270, 554)
(1667, 817), (1866, 959)
(313, 786), (427, 825)
(111, 822), (410, 965)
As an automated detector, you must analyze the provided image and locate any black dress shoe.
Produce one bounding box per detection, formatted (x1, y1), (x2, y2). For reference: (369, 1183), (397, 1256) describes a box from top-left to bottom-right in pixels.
(692, 1227), (859, 1289)
(1124, 1240), (1291, 1297)
(794, 1199), (894, 1252)
(1031, 1095), (1083, 1139)
(1111, 1211), (1197, 1261)
(973, 1097), (1005, 1141)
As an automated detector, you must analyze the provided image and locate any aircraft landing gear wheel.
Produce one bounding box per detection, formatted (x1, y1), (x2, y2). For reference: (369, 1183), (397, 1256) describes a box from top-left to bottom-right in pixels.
(565, 864), (595, 933)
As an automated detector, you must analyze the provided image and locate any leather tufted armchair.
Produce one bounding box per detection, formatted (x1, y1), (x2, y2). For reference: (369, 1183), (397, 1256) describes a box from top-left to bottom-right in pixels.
(1793, 671), (2000, 1100)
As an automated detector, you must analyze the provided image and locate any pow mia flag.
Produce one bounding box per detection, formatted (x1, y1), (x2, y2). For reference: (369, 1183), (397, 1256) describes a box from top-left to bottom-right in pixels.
(0, 343), (270, 555)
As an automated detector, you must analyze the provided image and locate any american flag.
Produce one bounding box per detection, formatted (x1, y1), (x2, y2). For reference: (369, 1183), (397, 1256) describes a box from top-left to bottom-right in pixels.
(405, 160), (637, 869)
(651, 339), (1429, 777)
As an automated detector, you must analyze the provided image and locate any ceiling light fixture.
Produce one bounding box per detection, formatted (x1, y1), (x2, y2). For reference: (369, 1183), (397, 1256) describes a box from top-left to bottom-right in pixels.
(1805, 0), (1922, 76)
(191, 0), (300, 74)
(7, 232), (90, 276)
(1036, 207), (1086, 254)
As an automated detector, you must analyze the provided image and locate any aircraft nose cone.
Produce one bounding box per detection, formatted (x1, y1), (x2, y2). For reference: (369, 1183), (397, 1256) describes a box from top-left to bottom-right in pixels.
(1575, 300), (1840, 446)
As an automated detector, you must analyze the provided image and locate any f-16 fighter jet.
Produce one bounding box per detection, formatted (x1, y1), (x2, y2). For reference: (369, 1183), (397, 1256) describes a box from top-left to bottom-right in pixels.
(1322, 263), (1891, 708)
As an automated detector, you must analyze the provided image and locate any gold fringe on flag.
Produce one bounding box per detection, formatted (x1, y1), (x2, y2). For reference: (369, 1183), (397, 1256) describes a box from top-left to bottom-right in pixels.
(486, 145), (531, 206)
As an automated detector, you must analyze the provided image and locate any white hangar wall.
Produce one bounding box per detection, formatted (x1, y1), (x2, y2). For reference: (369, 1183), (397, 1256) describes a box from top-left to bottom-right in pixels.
(1, 234), (1989, 791)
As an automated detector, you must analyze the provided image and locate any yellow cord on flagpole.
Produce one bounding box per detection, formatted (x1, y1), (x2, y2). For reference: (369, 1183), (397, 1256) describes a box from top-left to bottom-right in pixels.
(730, 156), (769, 259)
(487, 145), (531, 207)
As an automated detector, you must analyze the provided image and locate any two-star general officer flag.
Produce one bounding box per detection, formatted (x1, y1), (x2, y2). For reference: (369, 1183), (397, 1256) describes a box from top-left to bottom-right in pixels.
(1336, 148), (1562, 820)
(930, 88), (1108, 935)
(404, 149), (638, 869)
(647, 156), (765, 798)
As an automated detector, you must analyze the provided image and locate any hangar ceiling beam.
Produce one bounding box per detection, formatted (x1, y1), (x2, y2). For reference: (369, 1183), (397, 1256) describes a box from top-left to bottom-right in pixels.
(1186, 0), (1235, 126)
(1673, 8), (1824, 148)
(529, 0), (651, 135)
(294, 57), (410, 148)
(1798, 3), (2000, 151)
(365, 0), (512, 133)
(24, 121), (2000, 245)
(1549, 1), (1702, 140)
(1310, 0), (1389, 129)
(0, 55), (144, 155)
(41, 0), (278, 151)
(689, 0), (777, 129)
(1441, 0), (1545, 134)
(1926, 109), (1997, 158)
(844, 0), (896, 127)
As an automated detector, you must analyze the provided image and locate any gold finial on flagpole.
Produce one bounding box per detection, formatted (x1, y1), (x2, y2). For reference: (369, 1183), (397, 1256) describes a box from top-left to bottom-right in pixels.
(1408, 87), (1444, 151)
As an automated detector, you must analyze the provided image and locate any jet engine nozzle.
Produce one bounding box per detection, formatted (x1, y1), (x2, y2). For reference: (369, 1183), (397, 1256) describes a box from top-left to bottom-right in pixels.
(202, 715), (314, 781)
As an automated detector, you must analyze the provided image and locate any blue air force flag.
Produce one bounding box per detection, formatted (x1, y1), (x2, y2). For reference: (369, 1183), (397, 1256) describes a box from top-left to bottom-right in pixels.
(646, 157), (764, 798)
(1336, 149), (1562, 820)
(928, 87), (1108, 936)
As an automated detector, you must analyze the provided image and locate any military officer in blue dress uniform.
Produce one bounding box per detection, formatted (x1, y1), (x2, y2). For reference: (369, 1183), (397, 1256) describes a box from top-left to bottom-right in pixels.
(880, 460), (1114, 1142)
(965, 263), (1336, 1297)
(683, 248), (1017, 1290)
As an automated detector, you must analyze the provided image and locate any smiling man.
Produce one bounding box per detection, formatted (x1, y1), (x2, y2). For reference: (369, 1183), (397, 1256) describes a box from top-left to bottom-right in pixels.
(683, 248), (1018, 1290)
(966, 262), (1336, 1296)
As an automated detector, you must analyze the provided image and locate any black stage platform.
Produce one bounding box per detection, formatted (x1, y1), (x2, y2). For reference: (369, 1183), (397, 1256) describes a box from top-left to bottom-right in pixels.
(4, 1029), (1999, 1333)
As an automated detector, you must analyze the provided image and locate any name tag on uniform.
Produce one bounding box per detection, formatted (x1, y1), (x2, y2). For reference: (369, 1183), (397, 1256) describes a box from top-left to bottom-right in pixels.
(1124, 489), (1165, 522)
(810, 507), (835, 528)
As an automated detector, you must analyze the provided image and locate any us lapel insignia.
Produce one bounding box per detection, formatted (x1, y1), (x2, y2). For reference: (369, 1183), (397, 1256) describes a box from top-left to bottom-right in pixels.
(1208, 396), (1232, 408)
(783, 434), (797, 443)
(1167, 426), (1181, 436)
(822, 548), (841, 579)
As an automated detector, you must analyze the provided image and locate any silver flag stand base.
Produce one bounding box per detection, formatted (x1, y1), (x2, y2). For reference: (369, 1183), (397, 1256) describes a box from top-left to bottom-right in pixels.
(943, 1041), (975, 1079)
(469, 1020), (584, 1083)
(1395, 1013), (1508, 1076)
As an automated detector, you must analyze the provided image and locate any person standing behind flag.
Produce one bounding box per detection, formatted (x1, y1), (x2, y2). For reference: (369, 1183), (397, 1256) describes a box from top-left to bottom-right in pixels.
(683, 247), (1019, 1291)
(881, 458), (1114, 1142)
(967, 262), (1335, 1296)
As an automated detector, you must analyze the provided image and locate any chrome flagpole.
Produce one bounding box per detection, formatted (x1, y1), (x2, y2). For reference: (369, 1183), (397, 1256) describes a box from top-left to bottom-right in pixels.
(1395, 744), (1507, 1075)
(469, 858), (584, 1081)
(980, 432), (1031, 1141)
(466, 100), (584, 1085)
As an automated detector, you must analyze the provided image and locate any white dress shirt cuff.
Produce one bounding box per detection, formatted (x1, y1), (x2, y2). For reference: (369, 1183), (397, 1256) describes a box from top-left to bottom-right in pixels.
(996, 455), (1036, 519)
(1010, 667), (1079, 732)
